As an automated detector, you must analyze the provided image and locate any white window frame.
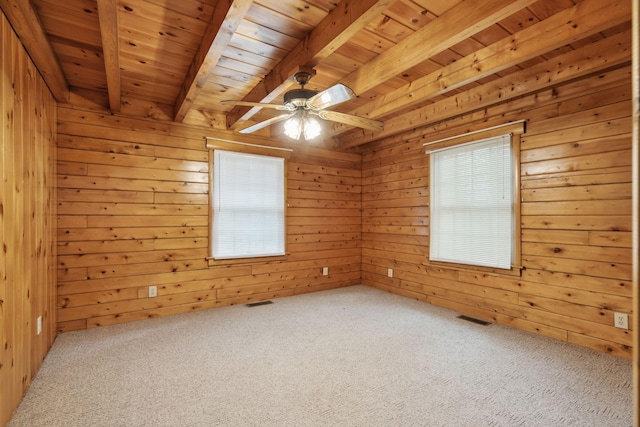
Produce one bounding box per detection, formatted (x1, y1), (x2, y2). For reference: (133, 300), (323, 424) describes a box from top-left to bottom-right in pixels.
(424, 121), (524, 273)
(205, 138), (291, 264)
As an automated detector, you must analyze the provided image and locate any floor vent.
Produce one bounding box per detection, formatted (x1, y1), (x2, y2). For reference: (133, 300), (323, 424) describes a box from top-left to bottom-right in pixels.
(246, 300), (274, 308)
(457, 315), (491, 326)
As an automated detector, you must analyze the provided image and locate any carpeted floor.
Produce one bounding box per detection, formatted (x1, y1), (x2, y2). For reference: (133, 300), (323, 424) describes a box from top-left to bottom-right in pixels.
(8, 285), (633, 426)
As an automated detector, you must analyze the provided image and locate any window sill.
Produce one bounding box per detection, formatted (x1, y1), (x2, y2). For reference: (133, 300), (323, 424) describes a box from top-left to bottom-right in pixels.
(207, 254), (288, 268)
(427, 260), (523, 277)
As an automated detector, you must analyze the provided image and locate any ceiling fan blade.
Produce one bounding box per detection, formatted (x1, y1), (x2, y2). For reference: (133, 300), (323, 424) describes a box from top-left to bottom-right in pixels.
(221, 100), (294, 111)
(318, 110), (383, 131)
(306, 84), (356, 110)
(238, 113), (295, 134)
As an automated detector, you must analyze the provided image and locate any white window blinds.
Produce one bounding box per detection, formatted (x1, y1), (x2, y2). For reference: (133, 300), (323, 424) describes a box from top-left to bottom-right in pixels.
(429, 134), (513, 269)
(212, 150), (285, 259)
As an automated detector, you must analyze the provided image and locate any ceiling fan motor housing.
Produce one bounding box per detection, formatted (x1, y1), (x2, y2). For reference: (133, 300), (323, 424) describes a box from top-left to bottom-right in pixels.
(284, 89), (318, 108)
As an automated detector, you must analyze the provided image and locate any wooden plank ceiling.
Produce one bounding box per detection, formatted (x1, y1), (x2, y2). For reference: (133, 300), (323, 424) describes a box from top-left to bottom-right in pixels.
(1, 0), (631, 149)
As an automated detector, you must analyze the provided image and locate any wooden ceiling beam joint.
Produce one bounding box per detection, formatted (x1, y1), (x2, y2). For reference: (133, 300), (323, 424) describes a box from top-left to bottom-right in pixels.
(0, 0), (69, 102)
(173, 0), (254, 123)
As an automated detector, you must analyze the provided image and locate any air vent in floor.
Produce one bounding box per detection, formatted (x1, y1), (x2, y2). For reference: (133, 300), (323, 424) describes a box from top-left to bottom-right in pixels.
(457, 315), (491, 326)
(246, 300), (274, 308)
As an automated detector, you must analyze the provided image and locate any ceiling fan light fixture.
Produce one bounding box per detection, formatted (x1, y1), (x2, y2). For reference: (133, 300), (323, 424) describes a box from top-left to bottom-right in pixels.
(224, 71), (381, 137)
(303, 115), (321, 140)
(283, 112), (321, 141)
(283, 115), (302, 140)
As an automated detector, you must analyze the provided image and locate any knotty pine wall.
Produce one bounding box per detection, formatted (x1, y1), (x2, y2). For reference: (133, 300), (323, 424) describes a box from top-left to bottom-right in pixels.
(56, 107), (361, 332)
(360, 64), (633, 359)
(0, 12), (57, 426)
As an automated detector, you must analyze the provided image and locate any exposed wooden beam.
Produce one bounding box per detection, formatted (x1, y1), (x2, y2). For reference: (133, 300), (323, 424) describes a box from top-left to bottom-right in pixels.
(225, 0), (397, 130)
(339, 28), (632, 149)
(97, 0), (121, 112)
(0, 0), (69, 102)
(338, 0), (538, 99)
(330, 0), (631, 137)
(174, 0), (253, 122)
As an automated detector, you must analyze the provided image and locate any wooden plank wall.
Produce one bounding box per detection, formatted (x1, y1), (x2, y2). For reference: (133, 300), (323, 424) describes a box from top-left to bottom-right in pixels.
(360, 62), (633, 358)
(632, 0), (639, 420)
(0, 12), (57, 426)
(55, 108), (361, 332)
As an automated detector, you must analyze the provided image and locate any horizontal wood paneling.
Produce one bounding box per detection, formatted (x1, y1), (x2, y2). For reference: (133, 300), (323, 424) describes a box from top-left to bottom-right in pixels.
(361, 63), (634, 359)
(0, 12), (57, 425)
(56, 107), (362, 332)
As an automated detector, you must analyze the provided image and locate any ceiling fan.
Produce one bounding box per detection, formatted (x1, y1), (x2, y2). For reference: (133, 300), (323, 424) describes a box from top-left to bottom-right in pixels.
(221, 71), (384, 140)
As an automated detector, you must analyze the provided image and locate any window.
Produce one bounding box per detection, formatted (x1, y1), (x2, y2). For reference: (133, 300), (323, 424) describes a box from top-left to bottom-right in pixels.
(429, 134), (515, 270)
(206, 139), (291, 261)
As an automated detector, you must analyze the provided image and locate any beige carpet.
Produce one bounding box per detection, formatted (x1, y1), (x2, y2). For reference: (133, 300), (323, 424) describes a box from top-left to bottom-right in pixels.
(8, 285), (633, 426)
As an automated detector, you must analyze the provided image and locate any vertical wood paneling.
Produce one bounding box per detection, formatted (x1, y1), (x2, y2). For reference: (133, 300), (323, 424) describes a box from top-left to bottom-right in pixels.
(55, 111), (361, 331)
(0, 15), (14, 422)
(361, 64), (634, 359)
(631, 0), (639, 419)
(0, 11), (57, 426)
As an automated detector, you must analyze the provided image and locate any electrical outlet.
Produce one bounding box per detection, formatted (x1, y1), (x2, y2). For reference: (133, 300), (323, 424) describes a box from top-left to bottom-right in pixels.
(322, 267), (329, 276)
(614, 312), (628, 330)
(387, 268), (393, 278)
(37, 316), (42, 335)
(148, 285), (158, 298)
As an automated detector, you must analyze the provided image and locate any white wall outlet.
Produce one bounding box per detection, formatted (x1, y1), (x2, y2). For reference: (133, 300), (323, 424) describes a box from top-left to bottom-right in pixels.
(387, 268), (393, 278)
(36, 316), (42, 335)
(148, 285), (158, 298)
(322, 267), (329, 276)
(614, 312), (628, 329)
